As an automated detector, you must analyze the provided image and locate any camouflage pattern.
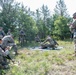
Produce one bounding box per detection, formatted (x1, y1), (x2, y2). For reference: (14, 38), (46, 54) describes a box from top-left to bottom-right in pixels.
(19, 29), (25, 46)
(19, 29), (25, 36)
(41, 36), (58, 49)
(35, 35), (40, 42)
(69, 12), (76, 56)
(7, 29), (13, 37)
(68, 12), (76, 33)
(0, 47), (7, 68)
(0, 48), (4, 62)
(72, 12), (76, 56)
(1, 35), (18, 55)
(0, 45), (15, 69)
(73, 30), (76, 56)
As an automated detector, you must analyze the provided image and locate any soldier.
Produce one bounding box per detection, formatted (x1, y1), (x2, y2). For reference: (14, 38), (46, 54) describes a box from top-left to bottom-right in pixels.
(35, 34), (41, 42)
(3, 46), (15, 65)
(0, 36), (10, 69)
(68, 12), (76, 56)
(0, 46), (14, 69)
(0, 46), (9, 69)
(71, 12), (76, 56)
(41, 35), (59, 49)
(19, 28), (25, 46)
(1, 35), (18, 55)
(68, 13), (76, 35)
(7, 29), (13, 37)
(0, 27), (6, 39)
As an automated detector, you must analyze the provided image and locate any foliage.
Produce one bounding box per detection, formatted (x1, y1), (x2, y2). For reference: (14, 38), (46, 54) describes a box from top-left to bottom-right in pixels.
(53, 16), (70, 39)
(54, 0), (69, 17)
(0, 0), (19, 33)
(0, 0), (72, 41)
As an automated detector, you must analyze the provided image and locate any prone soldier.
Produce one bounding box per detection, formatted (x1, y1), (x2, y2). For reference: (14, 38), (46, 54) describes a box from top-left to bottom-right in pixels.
(41, 35), (59, 49)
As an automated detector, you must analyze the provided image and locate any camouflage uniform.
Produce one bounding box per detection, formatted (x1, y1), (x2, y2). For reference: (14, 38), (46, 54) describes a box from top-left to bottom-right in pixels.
(73, 13), (76, 56)
(1, 35), (18, 55)
(41, 36), (58, 49)
(19, 29), (25, 46)
(0, 47), (8, 68)
(7, 29), (13, 37)
(35, 35), (40, 42)
(69, 12), (76, 56)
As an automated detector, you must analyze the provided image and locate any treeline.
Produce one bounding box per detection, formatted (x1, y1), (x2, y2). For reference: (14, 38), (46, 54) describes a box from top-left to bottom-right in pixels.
(0, 0), (72, 41)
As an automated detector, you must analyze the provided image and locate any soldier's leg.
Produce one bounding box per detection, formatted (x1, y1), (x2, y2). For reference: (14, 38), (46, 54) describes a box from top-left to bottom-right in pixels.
(73, 39), (76, 56)
(0, 56), (4, 69)
(19, 37), (20, 43)
(21, 37), (25, 46)
(41, 44), (48, 49)
(0, 56), (9, 69)
(12, 45), (18, 55)
(49, 44), (56, 49)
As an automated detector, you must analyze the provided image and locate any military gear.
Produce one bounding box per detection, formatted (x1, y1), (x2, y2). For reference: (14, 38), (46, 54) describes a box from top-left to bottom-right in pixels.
(41, 36), (58, 49)
(44, 36), (55, 45)
(69, 13), (76, 33)
(19, 29), (25, 46)
(71, 20), (76, 29)
(35, 35), (40, 42)
(7, 29), (13, 38)
(1, 35), (18, 55)
(0, 47), (8, 68)
(19, 29), (25, 36)
(69, 13), (76, 56)
(0, 44), (14, 69)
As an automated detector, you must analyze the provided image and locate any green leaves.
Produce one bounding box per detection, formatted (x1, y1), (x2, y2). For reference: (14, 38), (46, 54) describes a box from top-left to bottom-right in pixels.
(53, 16), (70, 39)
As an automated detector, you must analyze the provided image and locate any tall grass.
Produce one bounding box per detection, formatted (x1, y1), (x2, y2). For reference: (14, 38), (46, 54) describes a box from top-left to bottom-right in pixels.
(1, 40), (76, 75)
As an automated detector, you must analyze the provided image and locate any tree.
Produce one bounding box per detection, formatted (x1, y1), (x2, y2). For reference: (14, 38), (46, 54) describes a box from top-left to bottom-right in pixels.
(35, 9), (42, 37)
(0, 0), (19, 33)
(53, 16), (70, 40)
(40, 5), (51, 38)
(54, 0), (69, 17)
(16, 5), (37, 42)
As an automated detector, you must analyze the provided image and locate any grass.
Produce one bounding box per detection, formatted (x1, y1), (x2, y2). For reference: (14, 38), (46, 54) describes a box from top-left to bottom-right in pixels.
(1, 40), (76, 75)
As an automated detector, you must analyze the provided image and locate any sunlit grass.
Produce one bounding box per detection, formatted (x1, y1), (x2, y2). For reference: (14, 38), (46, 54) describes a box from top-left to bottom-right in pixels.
(1, 40), (76, 75)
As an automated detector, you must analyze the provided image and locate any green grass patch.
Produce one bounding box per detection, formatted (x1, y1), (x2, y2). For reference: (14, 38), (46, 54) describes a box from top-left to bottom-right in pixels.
(2, 40), (76, 75)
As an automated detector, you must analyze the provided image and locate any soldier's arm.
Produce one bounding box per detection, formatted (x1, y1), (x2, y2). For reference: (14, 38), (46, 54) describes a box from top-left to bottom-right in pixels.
(42, 39), (48, 44)
(53, 39), (59, 45)
(72, 20), (76, 28)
